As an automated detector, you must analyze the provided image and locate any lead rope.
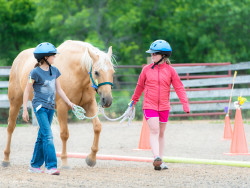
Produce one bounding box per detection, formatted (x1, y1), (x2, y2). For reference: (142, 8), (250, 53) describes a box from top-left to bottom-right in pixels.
(72, 105), (100, 120)
(72, 101), (135, 125)
(100, 105), (135, 126)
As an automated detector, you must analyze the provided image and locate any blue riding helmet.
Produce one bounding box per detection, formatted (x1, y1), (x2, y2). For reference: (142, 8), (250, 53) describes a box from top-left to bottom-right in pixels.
(146, 40), (172, 57)
(34, 42), (58, 61)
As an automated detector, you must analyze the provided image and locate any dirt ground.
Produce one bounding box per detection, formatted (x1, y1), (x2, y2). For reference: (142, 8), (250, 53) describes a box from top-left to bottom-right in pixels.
(1, 119), (250, 188)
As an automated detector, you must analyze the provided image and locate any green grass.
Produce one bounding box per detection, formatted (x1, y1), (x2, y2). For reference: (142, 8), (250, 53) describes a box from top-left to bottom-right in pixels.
(0, 124), (29, 127)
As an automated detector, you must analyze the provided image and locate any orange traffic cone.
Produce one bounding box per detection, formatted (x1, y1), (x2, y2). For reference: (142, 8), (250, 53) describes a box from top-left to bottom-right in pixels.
(230, 108), (248, 154)
(137, 117), (151, 150)
(223, 115), (232, 140)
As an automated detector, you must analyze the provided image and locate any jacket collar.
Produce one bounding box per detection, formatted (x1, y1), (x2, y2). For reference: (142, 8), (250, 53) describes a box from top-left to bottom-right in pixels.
(151, 62), (168, 68)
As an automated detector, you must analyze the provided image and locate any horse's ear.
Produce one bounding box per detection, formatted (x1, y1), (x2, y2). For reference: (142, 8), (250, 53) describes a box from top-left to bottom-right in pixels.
(87, 48), (99, 63)
(81, 48), (98, 72)
(107, 46), (112, 59)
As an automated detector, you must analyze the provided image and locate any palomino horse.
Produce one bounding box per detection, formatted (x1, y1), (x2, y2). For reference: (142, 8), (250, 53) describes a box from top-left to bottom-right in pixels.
(2, 40), (115, 168)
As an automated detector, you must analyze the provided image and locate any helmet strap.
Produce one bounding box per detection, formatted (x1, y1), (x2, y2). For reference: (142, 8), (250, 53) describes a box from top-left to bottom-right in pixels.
(151, 55), (166, 69)
(44, 58), (52, 76)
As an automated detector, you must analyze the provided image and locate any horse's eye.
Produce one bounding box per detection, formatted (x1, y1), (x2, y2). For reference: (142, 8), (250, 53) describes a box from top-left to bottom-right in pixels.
(94, 71), (99, 76)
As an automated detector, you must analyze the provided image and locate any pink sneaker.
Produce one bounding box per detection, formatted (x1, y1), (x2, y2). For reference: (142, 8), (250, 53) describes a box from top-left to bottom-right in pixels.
(45, 168), (60, 175)
(28, 166), (44, 173)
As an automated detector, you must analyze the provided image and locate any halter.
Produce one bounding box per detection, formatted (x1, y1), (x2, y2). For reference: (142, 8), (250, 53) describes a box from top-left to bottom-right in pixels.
(88, 63), (113, 92)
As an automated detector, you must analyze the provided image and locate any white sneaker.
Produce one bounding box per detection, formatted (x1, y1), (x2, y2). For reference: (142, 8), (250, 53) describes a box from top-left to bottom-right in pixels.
(28, 166), (44, 173)
(160, 162), (168, 170)
(45, 168), (60, 175)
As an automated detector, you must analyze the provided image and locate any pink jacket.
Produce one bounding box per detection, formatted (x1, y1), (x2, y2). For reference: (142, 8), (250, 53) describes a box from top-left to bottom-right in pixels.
(132, 63), (190, 112)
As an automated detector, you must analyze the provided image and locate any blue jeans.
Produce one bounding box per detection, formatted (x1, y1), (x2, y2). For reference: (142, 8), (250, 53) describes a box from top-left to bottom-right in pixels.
(31, 107), (57, 169)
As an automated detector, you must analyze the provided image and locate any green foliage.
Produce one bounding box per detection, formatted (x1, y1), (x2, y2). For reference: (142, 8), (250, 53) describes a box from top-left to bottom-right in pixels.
(0, 0), (37, 63)
(34, 0), (92, 45)
(0, 0), (249, 66)
(169, 0), (250, 63)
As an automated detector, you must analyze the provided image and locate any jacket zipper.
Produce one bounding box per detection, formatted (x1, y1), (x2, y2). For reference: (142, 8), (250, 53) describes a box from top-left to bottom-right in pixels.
(158, 64), (160, 111)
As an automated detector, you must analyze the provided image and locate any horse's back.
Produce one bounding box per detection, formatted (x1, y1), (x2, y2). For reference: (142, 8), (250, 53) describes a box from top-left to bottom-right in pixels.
(58, 40), (91, 51)
(8, 48), (36, 101)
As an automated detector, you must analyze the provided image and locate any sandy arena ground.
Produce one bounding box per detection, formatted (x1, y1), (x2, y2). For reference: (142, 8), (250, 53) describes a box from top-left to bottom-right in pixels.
(1, 119), (250, 188)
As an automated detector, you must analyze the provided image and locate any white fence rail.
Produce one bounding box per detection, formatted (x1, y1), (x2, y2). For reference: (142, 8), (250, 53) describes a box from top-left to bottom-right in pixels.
(1, 62), (250, 117)
(174, 62), (250, 74)
(169, 62), (250, 115)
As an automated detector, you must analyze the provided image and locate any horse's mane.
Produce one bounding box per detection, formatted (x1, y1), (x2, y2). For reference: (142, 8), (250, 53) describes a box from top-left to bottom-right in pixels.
(68, 41), (115, 72)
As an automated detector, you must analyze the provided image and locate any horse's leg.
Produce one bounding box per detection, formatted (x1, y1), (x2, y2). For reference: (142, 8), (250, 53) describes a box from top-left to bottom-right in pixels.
(85, 101), (101, 167)
(56, 103), (70, 168)
(2, 96), (22, 167)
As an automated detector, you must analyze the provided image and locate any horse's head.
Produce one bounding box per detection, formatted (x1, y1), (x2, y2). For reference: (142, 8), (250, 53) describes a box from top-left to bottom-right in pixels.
(82, 45), (115, 108)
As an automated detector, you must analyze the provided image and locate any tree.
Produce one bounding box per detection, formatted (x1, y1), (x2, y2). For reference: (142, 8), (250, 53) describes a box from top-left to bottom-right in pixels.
(0, 0), (249, 66)
(0, 0), (36, 65)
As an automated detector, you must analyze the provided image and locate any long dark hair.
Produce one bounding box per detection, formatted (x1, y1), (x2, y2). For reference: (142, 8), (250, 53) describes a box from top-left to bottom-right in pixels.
(34, 59), (45, 68)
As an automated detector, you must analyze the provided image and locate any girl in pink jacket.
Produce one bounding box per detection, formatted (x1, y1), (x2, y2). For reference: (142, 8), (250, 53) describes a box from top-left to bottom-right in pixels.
(131, 40), (190, 170)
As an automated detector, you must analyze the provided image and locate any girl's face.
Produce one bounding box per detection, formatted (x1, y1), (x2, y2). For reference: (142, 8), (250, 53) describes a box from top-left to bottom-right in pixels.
(151, 53), (162, 63)
(46, 55), (56, 65)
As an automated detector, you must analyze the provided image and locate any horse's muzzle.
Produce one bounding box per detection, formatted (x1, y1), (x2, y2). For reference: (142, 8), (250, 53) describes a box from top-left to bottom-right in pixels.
(101, 96), (113, 108)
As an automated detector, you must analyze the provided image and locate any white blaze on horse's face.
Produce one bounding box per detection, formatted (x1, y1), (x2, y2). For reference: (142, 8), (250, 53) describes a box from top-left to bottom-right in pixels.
(89, 46), (115, 108)
(94, 66), (114, 108)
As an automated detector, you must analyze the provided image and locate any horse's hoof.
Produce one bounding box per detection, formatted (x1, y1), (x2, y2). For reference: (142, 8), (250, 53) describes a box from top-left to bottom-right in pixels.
(2, 161), (10, 167)
(85, 156), (96, 167)
(61, 165), (71, 170)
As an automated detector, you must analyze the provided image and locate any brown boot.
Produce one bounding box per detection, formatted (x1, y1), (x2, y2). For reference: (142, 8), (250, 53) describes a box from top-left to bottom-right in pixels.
(153, 156), (162, 170)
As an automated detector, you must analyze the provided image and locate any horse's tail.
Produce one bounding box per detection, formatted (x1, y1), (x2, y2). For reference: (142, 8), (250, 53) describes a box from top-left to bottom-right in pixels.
(8, 49), (35, 100)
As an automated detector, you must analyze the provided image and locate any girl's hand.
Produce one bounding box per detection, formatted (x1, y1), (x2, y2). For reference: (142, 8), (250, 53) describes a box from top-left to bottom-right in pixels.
(132, 104), (135, 109)
(128, 100), (135, 109)
(68, 102), (74, 109)
(183, 104), (190, 113)
(22, 109), (29, 122)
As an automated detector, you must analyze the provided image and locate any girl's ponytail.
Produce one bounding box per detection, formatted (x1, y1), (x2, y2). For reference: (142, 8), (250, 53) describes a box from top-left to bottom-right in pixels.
(165, 58), (171, 65)
(34, 59), (44, 68)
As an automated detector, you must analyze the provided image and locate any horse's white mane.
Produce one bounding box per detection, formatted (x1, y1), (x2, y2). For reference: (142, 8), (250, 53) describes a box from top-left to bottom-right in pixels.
(72, 41), (115, 72)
